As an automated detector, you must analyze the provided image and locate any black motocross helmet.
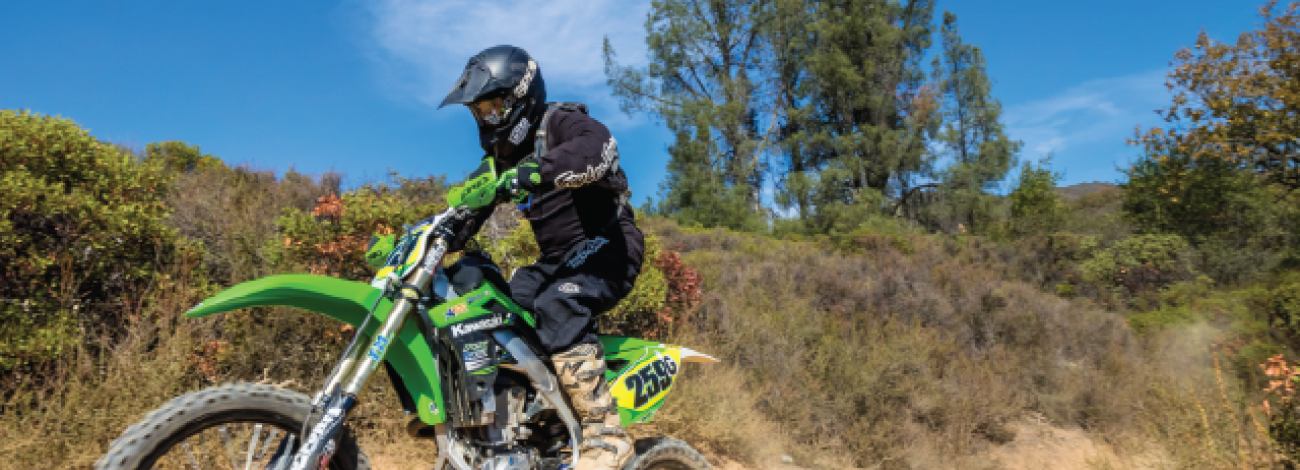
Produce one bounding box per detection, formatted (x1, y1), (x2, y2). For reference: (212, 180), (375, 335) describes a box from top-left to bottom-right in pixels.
(439, 45), (546, 162)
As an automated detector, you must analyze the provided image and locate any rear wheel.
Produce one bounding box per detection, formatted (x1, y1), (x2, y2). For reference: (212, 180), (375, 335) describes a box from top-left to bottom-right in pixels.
(96, 382), (369, 470)
(623, 438), (712, 470)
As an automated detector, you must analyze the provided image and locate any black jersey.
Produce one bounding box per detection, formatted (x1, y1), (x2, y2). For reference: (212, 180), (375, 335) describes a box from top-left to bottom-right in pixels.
(454, 109), (644, 269)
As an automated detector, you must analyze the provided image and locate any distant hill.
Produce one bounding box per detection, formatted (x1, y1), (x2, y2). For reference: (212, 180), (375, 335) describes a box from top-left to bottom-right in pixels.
(1055, 182), (1117, 200)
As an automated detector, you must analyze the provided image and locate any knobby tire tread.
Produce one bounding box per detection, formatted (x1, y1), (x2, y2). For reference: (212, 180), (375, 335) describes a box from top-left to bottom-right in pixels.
(95, 382), (370, 470)
(623, 438), (713, 470)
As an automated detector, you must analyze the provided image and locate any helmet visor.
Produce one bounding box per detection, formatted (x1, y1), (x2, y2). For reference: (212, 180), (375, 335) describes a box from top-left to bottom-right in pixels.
(468, 96), (509, 128)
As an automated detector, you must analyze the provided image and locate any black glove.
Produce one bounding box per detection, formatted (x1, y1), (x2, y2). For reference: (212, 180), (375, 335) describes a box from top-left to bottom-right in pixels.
(516, 157), (542, 191)
(497, 157), (542, 201)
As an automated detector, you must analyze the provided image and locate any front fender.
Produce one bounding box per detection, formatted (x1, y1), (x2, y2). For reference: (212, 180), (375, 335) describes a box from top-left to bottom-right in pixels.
(186, 274), (446, 425)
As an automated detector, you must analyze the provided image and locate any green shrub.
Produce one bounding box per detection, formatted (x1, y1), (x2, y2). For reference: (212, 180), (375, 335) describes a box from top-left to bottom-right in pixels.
(1127, 280), (1282, 379)
(272, 183), (446, 280)
(1122, 149), (1270, 241)
(1079, 234), (1197, 293)
(144, 140), (223, 173)
(1195, 237), (1281, 287)
(1122, 148), (1298, 284)
(0, 110), (178, 369)
(477, 215), (541, 277)
(1270, 282), (1300, 337)
(1061, 185), (1131, 240)
(1007, 157), (1066, 237)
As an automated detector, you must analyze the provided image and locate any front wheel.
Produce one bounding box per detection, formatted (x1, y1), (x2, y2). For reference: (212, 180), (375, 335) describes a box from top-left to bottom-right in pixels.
(96, 382), (370, 470)
(623, 438), (713, 470)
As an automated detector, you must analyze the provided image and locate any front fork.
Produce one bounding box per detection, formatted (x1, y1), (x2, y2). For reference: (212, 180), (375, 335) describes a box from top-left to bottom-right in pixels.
(282, 241), (446, 470)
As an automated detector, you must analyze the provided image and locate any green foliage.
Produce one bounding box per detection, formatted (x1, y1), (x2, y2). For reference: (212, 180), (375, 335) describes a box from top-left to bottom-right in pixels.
(1258, 272), (1300, 460)
(1124, 277), (1220, 335)
(926, 11), (1020, 234)
(1125, 279), (1282, 379)
(1123, 150), (1274, 240)
(1059, 184), (1130, 240)
(271, 181), (447, 280)
(1270, 396), (1300, 466)
(608, 0), (1025, 236)
(1133, 1), (1300, 193)
(475, 217), (542, 277)
(778, 0), (938, 231)
(1007, 157), (1065, 237)
(774, 213), (920, 257)
(1079, 234), (1197, 293)
(0, 110), (178, 369)
(1269, 281), (1300, 337)
(773, 177), (901, 236)
(144, 141), (223, 173)
(604, 0), (767, 229)
(1123, 148), (1297, 284)
(653, 131), (767, 232)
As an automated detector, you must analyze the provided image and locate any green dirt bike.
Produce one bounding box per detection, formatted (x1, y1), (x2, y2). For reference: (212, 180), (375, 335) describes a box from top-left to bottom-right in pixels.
(97, 159), (717, 470)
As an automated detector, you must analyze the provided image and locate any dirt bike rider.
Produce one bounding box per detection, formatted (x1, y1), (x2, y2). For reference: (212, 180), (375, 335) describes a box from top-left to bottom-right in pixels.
(437, 45), (642, 470)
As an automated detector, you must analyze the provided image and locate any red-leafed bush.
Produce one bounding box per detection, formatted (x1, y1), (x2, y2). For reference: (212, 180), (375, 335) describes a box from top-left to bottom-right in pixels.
(654, 246), (702, 327)
(273, 177), (448, 280)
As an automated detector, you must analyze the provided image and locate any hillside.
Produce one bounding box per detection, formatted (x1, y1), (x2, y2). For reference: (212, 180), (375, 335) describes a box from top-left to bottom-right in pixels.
(639, 221), (1251, 469)
(1, 112), (1295, 469)
(1055, 182), (1118, 201)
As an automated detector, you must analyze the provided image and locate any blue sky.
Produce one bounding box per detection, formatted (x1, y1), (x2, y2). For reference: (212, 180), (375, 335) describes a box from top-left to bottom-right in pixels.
(0, 0), (1264, 201)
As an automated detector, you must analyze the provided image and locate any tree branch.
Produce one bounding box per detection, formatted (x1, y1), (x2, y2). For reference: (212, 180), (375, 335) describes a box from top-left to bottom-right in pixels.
(891, 183), (940, 217)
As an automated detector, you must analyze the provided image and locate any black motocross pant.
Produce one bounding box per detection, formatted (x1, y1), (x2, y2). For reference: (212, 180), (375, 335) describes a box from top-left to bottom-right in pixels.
(508, 235), (641, 354)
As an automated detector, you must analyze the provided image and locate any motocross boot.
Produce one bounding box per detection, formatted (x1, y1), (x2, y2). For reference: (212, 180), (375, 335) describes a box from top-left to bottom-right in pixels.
(551, 342), (632, 470)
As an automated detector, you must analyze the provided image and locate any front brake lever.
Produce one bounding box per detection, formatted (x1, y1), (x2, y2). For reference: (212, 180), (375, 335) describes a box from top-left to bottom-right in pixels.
(431, 208), (476, 247)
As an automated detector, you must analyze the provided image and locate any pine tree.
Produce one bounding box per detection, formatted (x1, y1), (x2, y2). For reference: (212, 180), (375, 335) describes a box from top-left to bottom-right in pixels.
(765, 0), (814, 219)
(609, 1), (1019, 236)
(1008, 156), (1065, 237)
(604, 0), (768, 230)
(926, 10), (1019, 233)
(778, 0), (939, 233)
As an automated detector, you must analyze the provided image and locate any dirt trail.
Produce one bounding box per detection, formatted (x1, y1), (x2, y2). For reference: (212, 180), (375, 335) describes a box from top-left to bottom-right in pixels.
(708, 418), (1163, 470)
(981, 420), (1161, 470)
(366, 418), (1163, 470)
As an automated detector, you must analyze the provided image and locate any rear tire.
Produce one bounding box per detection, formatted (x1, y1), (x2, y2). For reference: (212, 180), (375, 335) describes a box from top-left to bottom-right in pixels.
(623, 438), (713, 470)
(96, 382), (370, 470)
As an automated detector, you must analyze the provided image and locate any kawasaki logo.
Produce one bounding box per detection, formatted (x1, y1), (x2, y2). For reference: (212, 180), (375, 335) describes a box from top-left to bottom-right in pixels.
(450, 316), (504, 337)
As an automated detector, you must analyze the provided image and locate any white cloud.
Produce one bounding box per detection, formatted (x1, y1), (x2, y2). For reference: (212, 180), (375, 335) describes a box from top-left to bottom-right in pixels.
(361, 0), (652, 129)
(1004, 69), (1170, 159)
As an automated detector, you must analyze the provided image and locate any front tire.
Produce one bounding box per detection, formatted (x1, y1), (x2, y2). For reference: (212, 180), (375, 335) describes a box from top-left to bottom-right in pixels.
(96, 382), (370, 470)
(623, 438), (713, 470)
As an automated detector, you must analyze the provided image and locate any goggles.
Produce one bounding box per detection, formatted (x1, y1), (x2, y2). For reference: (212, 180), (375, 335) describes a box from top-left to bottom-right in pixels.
(468, 95), (509, 128)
